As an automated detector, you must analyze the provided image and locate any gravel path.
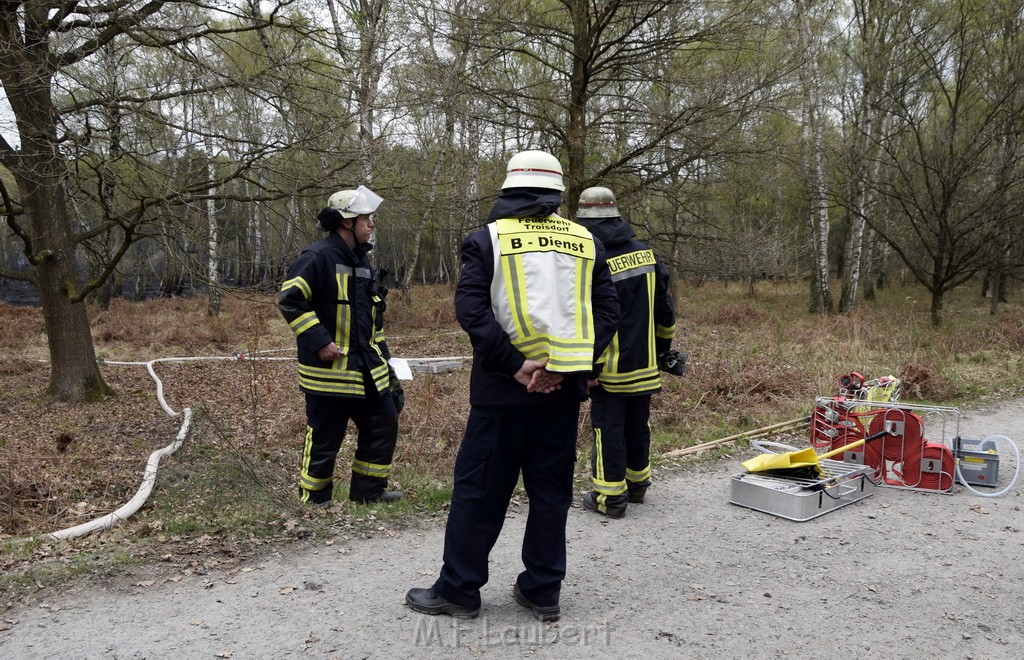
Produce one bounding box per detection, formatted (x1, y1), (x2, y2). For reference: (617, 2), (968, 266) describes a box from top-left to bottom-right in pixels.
(2, 398), (1021, 659)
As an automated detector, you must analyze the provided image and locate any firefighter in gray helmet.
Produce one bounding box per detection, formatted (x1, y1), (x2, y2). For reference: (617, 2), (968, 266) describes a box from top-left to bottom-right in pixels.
(278, 185), (404, 506)
(576, 185), (685, 518)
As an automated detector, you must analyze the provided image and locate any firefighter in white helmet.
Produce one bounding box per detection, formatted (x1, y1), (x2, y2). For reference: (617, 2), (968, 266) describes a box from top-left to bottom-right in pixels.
(406, 151), (620, 620)
(576, 185), (684, 518)
(278, 185), (403, 506)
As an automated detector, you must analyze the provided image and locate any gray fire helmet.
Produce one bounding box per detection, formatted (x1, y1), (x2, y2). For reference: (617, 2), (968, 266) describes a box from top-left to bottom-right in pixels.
(577, 186), (620, 218)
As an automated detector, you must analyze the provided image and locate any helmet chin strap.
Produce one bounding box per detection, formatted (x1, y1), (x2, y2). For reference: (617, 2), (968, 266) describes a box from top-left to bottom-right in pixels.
(338, 218), (373, 250)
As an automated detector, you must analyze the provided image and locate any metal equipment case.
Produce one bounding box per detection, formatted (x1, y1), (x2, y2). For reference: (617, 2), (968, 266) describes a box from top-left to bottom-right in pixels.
(729, 459), (877, 521)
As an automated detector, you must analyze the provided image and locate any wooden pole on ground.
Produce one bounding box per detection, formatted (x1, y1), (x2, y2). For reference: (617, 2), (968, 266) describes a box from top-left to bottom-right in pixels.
(663, 416), (810, 458)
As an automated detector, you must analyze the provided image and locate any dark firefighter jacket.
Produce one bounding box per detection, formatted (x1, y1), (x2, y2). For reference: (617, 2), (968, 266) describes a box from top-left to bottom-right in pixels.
(577, 214), (676, 395)
(456, 191), (621, 408)
(279, 232), (391, 397)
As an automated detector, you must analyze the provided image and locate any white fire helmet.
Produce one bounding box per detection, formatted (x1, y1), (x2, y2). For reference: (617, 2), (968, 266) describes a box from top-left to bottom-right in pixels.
(327, 185), (384, 219)
(577, 186), (620, 219)
(500, 150), (565, 191)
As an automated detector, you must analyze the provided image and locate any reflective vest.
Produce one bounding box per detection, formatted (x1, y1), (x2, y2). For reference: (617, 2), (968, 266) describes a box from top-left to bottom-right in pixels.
(487, 215), (597, 373)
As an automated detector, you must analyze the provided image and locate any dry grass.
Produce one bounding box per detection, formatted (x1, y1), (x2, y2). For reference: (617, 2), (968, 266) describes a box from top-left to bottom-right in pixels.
(1, 280), (1023, 587)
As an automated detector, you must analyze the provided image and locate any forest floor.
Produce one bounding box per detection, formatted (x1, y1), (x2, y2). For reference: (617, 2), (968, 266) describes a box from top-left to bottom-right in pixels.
(1, 282), (1023, 656)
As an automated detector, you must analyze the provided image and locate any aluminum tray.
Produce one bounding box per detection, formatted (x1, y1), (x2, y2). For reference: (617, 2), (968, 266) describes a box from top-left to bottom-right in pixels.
(729, 459), (877, 521)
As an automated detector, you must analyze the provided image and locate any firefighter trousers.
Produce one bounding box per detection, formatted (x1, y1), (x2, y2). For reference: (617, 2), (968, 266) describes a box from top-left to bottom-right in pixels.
(589, 388), (653, 508)
(433, 402), (579, 610)
(300, 386), (398, 504)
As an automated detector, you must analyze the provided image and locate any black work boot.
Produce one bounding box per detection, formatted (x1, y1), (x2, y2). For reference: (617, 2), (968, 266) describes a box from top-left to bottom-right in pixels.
(581, 491), (627, 519)
(406, 587), (480, 619)
(512, 583), (560, 622)
(627, 487), (647, 504)
(351, 490), (403, 504)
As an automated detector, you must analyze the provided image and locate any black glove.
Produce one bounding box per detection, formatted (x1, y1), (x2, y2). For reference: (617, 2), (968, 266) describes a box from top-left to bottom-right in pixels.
(657, 350), (687, 377)
(388, 365), (405, 415)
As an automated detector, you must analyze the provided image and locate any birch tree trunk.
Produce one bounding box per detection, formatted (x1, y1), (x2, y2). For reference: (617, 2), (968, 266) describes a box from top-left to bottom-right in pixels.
(207, 161), (220, 317)
(349, 0), (388, 184)
(841, 0), (896, 312)
(862, 228), (877, 301)
(839, 212), (865, 311)
(796, 0), (833, 313)
(250, 175), (265, 287)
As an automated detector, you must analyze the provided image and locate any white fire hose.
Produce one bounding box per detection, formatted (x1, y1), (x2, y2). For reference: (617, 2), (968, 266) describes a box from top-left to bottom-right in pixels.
(42, 353), (439, 541)
(45, 354), (292, 541)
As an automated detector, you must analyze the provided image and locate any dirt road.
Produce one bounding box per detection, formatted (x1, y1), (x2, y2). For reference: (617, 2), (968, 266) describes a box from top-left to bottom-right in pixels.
(2, 398), (1022, 659)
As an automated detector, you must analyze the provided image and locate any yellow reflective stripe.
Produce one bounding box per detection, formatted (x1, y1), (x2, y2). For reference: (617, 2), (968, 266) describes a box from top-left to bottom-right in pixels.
(336, 269), (350, 302)
(299, 426), (332, 496)
(300, 473), (332, 490)
(299, 378), (365, 395)
(593, 429), (627, 495)
(604, 333), (620, 373)
(371, 299), (385, 345)
(289, 311), (319, 336)
(598, 363), (661, 392)
(646, 272), (657, 366)
(301, 425), (313, 481)
(370, 362), (390, 392)
(513, 342), (594, 368)
(504, 254), (537, 338)
(592, 480), (628, 496)
(297, 363), (366, 394)
(281, 276), (311, 300)
(575, 255), (587, 340)
(301, 473), (332, 486)
(336, 272), (350, 366)
(514, 346), (593, 368)
(626, 465), (651, 483)
(513, 334), (595, 351)
(546, 354), (596, 371)
(298, 364), (364, 379)
(352, 459), (390, 478)
(601, 378), (661, 394)
(368, 346), (389, 392)
(656, 323), (675, 340)
(594, 493), (622, 513)
(599, 366), (659, 383)
(297, 363), (389, 395)
(580, 254), (593, 340)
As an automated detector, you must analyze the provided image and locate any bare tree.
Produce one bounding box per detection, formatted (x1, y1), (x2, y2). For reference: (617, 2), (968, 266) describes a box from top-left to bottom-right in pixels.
(0, 1), (349, 400)
(868, 0), (1024, 324)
